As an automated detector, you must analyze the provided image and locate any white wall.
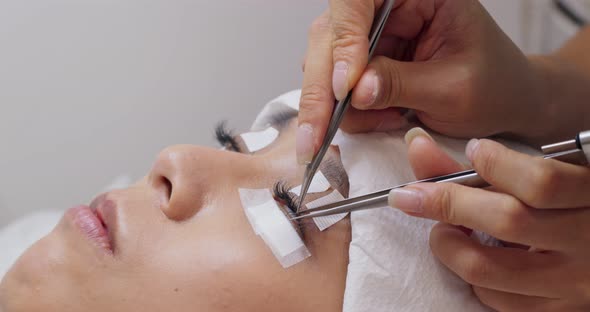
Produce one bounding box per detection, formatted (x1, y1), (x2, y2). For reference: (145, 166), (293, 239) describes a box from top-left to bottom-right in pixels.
(0, 0), (580, 226)
(0, 0), (327, 226)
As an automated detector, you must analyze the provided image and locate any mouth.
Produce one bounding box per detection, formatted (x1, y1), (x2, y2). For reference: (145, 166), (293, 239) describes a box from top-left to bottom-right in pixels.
(66, 193), (118, 254)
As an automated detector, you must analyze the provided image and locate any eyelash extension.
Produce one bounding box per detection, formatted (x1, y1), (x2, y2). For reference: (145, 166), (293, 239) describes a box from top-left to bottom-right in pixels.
(215, 121), (240, 152)
(272, 181), (313, 237)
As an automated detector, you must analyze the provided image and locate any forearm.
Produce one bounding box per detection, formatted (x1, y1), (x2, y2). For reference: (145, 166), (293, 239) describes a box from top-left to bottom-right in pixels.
(523, 27), (590, 146)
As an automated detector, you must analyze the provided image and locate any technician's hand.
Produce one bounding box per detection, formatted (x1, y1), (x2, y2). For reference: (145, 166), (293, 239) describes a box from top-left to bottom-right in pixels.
(297, 0), (550, 164)
(391, 128), (590, 311)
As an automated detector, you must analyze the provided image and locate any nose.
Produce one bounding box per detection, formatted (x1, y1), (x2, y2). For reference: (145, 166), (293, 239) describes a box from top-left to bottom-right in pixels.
(148, 144), (253, 221)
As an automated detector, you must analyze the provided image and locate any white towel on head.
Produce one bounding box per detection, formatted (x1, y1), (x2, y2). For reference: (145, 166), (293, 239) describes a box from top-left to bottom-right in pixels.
(333, 130), (495, 312)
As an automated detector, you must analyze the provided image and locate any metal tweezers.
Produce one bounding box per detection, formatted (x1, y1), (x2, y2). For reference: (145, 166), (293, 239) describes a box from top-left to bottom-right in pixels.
(292, 130), (590, 221)
(297, 0), (396, 211)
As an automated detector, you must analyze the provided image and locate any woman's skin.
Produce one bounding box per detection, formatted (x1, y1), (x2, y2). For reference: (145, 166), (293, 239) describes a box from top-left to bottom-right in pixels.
(297, 0), (590, 310)
(0, 116), (352, 312)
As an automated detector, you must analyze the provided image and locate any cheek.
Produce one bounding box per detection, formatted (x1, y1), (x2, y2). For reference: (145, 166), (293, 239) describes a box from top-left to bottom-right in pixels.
(140, 213), (291, 309)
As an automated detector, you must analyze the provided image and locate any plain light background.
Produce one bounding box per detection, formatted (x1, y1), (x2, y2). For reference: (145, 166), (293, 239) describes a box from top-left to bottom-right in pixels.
(0, 0), (582, 226)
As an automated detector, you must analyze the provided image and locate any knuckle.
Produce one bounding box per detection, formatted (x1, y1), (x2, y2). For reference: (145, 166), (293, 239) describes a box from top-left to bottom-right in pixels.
(331, 20), (367, 55)
(299, 83), (333, 119)
(496, 197), (528, 238)
(458, 249), (492, 286)
(525, 160), (559, 207)
(431, 185), (456, 224)
(473, 140), (501, 182)
(439, 64), (477, 108)
(308, 15), (330, 36)
(331, 17), (363, 42)
(376, 57), (402, 107)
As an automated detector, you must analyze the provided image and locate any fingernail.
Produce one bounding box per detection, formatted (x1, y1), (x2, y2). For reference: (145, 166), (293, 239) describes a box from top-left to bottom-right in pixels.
(388, 188), (424, 214)
(370, 72), (379, 104)
(296, 123), (315, 165)
(352, 70), (379, 109)
(466, 139), (479, 162)
(375, 112), (408, 132)
(404, 127), (434, 145)
(332, 61), (349, 100)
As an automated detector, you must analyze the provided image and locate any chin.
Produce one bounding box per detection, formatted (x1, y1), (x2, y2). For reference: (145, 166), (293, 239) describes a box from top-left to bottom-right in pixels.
(0, 222), (95, 312)
(0, 234), (59, 311)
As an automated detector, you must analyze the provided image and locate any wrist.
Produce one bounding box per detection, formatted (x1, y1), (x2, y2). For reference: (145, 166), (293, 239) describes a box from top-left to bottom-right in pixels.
(529, 54), (590, 145)
(513, 55), (581, 146)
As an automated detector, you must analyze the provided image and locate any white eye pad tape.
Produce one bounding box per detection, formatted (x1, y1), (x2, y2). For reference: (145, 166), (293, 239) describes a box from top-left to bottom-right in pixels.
(240, 127), (279, 152)
(289, 171), (331, 195)
(238, 188), (311, 268)
(306, 190), (348, 231)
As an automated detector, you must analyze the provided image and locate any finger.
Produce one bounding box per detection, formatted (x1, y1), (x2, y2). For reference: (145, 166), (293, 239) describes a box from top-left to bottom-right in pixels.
(383, 0), (437, 40)
(473, 286), (560, 312)
(404, 127), (465, 179)
(350, 56), (457, 111)
(466, 139), (590, 208)
(339, 107), (406, 133)
(329, 0), (376, 100)
(390, 179), (588, 250)
(331, 0), (438, 98)
(297, 11), (335, 165)
(429, 223), (566, 298)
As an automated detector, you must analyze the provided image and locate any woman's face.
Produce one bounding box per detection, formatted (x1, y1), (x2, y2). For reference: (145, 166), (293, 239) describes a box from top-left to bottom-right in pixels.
(0, 108), (351, 312)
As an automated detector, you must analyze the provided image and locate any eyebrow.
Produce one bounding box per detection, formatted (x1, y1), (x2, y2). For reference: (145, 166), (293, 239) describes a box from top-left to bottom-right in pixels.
(319, 154), (349, 196)
(266, 106), (298, 130)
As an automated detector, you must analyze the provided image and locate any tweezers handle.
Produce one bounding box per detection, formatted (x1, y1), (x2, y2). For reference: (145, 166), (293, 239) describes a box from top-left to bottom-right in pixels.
(295, 147), (588, 220)
(296, 169), (486, 219)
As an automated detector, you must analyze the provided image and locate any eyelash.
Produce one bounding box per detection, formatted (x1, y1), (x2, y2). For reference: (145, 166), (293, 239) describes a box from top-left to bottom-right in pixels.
(215, 122), (241, 152)
(272, 181), (314, 236)
(272, 181), (297, 215)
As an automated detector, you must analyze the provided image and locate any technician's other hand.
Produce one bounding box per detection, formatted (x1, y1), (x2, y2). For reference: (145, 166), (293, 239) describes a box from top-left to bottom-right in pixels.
(390, 127), (590, 311)
(297, 0), (551, 164)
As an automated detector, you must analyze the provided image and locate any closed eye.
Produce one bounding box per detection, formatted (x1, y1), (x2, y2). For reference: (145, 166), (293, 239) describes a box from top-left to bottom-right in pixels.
(214, 106), (297, 154)
(215, 121), (242, 153)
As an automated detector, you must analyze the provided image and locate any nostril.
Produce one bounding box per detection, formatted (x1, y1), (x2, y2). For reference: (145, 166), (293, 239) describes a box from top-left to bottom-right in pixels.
(154, 175), (173, 205)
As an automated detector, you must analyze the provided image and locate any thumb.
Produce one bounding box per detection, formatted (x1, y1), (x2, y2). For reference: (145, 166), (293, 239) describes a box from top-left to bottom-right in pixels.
(330, 0), (376, 100)
(351, 56), (454, 112)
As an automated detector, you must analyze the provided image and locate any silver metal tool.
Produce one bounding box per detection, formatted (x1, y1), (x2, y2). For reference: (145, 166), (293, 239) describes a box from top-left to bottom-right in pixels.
(297, 0), (396, 212)
(292, 130), (590, 221)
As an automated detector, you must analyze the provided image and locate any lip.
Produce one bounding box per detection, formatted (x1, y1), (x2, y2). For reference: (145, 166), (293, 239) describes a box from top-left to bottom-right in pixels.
(66, 204), (113, 254)
(90, 193), (118, 253)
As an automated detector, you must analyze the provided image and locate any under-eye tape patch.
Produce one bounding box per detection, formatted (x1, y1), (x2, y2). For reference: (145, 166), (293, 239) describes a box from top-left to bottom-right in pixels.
(290, 171), (331, 195)
(305, 190), (348, 231)
(240, 127), (279, 152)
(238, 188), (311, 268)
